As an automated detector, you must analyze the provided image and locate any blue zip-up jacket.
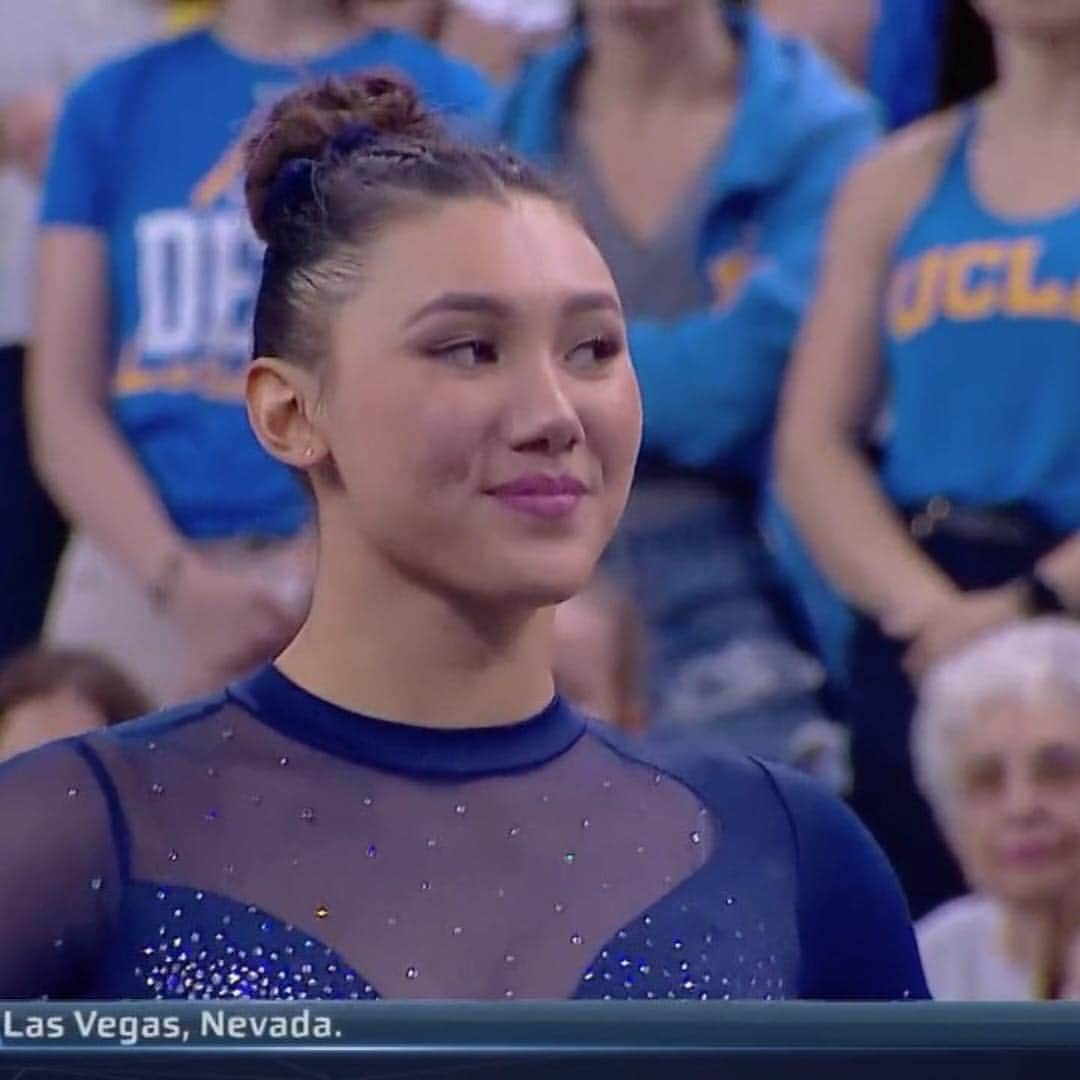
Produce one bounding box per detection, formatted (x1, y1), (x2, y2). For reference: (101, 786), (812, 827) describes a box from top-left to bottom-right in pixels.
(499, 11), (879, 480)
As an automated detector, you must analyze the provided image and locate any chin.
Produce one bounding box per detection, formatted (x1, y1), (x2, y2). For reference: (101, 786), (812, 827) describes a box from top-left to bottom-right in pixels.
(1015, 17), (1080, 35)
(992, 867), (1076, 907)
(980, 0), (1080, 34)
(493, 557), (597, 609)
(509, 575), (593, 610)
(468, 528), (607, 604)
(605, 0), (683, 27)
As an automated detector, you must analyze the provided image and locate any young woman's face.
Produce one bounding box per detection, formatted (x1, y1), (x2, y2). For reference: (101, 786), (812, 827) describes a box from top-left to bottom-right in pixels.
(945, 693), (1080, 908)
(319, 195), (642, 609)
(976, 0), (1080, 36)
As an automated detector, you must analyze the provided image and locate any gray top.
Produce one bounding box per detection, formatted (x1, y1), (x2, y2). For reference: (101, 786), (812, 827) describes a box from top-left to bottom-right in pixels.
(560, 125), (717, 322)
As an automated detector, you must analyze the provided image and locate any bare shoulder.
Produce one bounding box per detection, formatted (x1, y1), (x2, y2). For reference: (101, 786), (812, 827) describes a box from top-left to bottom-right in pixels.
(865, 108), (964, 188)
(832, 108), (965, 249)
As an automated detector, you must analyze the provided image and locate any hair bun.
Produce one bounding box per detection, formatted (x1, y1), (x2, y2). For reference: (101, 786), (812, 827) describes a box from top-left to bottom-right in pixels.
(244, 71), (442, 242)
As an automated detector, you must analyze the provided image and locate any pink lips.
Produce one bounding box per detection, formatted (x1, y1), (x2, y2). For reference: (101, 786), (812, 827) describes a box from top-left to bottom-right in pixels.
(999, 839), (1060, 866)
(489, 474), (588, 521)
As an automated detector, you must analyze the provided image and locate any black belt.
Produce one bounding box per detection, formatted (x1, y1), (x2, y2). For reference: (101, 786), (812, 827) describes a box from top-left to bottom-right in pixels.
(905, 497), (1054, 546)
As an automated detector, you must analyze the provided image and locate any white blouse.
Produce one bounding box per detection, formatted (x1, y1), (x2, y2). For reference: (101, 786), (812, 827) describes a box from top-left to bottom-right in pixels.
(917, 895), (1032, 1001)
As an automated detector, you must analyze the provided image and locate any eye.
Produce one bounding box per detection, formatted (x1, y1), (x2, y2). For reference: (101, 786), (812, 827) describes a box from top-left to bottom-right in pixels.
(566, 334), (622, 370)
(1034, 745), (1080, 786)
(960, 756), (1005, 799)
(431, 340), (498, 367)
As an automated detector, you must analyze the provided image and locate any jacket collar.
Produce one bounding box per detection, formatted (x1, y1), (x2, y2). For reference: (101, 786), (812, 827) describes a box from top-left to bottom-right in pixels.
(503, 8), (806, 201)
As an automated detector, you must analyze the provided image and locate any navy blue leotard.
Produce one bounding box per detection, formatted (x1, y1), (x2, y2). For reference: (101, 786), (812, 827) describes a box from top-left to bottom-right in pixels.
(0, 664), (927, 1001)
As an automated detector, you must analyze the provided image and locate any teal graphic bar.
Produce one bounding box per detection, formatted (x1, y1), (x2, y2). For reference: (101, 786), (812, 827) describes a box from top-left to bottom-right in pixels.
(2, 1001), (1080, 1052)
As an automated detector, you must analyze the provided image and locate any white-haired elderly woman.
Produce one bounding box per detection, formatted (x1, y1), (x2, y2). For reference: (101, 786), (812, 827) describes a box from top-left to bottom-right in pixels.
(913, 618), (1080, 1000)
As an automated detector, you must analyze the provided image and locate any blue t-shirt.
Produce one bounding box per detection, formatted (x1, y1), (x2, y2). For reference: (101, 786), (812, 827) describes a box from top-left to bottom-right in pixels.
(0, 664), (927, 1001)
(881, 106), (1080, 529)
(41, 29), (492, 540)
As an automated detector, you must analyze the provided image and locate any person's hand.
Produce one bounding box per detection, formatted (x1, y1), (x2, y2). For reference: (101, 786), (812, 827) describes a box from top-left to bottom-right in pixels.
(0, 89), (59, 181)
(877, 578), (958, 644)
(901, 584), (1028, 683)
(168, 555), (302, 691)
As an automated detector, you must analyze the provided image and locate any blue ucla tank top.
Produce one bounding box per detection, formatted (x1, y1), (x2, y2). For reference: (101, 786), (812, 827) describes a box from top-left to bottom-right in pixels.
(881, 105), (1080, 529)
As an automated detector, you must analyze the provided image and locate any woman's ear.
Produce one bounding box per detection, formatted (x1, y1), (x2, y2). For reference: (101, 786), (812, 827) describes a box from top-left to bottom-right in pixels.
(246, 357), (329, 468)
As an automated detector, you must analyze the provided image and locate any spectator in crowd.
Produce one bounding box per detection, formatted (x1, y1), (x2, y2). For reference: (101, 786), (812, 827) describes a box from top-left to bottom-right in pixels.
(0, 0), (166, 665)
(0, 646), (151, 762)
(913, 621), (1080, 1000)
(553, 570), (854, 792)
(777, 0), (1080, 918)
(553, 573), (647, 735)
(765, 0), (1002, 695)
(29, 0), (491, 705)
(498, 0), (878, 763)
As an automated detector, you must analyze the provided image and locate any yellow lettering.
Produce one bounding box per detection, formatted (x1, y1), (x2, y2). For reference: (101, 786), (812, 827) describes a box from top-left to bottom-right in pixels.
(709, 250), (752, 309)
(190, 140), (245, 209)
(113, 350), (246, 401)
(112, 340), (154, 395)
(942, 241), (1005, 320)
(1004, 238), (1068, 316)
(887, 248), (946, 340)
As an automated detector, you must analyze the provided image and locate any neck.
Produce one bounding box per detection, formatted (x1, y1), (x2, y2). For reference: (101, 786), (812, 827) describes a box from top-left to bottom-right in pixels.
(213, 0), (353, 61)
(999, 897), (1080, 996)
(990, 31), (1080, 128)
(584, 3), (739, 104)
(276, 531), (557, 730)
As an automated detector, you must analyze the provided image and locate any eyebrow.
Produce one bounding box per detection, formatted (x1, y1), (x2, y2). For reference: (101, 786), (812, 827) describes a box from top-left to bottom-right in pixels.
(402, 290), (623, 328)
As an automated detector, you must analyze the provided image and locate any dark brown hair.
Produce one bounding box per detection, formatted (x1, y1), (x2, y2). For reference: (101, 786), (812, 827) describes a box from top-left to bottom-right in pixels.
(937, 0), (996, 109)
(244, 72), (563, 369)
(0, 648), (152, 727)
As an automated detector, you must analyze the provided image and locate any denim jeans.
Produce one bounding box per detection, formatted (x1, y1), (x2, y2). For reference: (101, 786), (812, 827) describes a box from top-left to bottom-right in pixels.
(601, 475), (831, 765)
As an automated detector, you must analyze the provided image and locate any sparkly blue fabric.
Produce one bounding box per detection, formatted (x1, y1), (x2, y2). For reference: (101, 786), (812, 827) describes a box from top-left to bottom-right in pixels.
(0, 665), (928, 1001)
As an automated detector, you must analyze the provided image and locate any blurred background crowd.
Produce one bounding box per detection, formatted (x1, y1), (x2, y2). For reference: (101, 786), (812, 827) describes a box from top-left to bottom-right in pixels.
(3, 0), (1080, 1001)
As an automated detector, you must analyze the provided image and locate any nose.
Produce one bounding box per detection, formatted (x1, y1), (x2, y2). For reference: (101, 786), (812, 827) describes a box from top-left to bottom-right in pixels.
(1002, 767), (1045, 822)
(505, 355), (585, 457)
